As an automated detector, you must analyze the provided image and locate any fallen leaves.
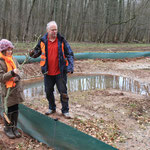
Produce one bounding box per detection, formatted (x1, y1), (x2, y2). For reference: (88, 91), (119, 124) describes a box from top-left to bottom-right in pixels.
(71, 117), (126, 146)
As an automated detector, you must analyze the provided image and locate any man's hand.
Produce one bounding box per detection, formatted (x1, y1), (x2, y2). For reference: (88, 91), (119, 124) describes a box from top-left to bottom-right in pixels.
(67, 71), (73, 75)
(29, 49), (34, 57)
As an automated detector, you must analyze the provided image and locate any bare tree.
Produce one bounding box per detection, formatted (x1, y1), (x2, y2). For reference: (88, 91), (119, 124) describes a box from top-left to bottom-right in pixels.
(2, 0), (9, 39)
(24, 0), (36, 41)
(1, 0), (150, 43)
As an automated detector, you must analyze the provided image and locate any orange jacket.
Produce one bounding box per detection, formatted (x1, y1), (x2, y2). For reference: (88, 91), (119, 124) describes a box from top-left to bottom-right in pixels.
(40, 41), (68, 67)
(0, 52), (16, 88)
(31, 33), (74, 75)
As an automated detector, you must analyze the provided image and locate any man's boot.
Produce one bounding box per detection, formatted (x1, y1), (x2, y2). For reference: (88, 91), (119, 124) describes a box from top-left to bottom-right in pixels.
(3, 113), (16, 139)
(12, 111), (21, 138)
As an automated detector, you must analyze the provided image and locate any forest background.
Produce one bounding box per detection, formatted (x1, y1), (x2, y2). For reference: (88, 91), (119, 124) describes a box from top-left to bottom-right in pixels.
(0, 0), (150, 44)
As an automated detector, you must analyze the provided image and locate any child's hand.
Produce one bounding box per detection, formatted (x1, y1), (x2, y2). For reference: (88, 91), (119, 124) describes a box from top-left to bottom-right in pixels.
(13, 69), (19, 75)
(13, 76), (20, 82)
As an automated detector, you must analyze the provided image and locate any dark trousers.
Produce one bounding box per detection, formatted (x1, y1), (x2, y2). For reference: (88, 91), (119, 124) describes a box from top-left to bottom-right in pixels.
(44, 73), (69, 113)
(8, 104), (18, 113)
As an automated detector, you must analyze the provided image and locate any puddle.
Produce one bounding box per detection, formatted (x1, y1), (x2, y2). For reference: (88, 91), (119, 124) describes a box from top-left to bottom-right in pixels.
(24, 75), (150, 99)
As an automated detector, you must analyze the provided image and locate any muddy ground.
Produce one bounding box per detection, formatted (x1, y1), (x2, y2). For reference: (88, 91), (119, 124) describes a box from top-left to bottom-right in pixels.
(0, 47), (150, 150)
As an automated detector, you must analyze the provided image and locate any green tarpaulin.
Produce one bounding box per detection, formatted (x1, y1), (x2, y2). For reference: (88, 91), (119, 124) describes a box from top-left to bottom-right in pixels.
(14, 51), (150, 63)
(74, 52), (150, 59)
(18, 104), (117, 150)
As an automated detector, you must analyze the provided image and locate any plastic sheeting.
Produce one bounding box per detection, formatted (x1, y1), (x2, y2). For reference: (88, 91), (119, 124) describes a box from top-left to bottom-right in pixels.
(18, 104), (117, 150)
(74, 52), (150, 60)
(0, 97), (117, 149)
(14, 55), (41, 64)
(14, 51), (150, 64)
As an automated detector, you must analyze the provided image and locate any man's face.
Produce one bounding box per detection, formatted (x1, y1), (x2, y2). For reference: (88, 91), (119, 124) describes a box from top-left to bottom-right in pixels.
(48, 25), (57, 39)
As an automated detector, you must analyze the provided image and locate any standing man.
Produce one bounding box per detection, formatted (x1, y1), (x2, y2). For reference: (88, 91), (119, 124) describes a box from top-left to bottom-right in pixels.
(29, 21), (74, 118)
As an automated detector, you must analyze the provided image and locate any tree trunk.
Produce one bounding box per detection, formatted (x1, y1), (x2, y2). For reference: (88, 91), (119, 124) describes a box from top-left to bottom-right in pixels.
(17, 0), (23, 41)
(24, 0), (36, 41)
(2, 0), (9, 39)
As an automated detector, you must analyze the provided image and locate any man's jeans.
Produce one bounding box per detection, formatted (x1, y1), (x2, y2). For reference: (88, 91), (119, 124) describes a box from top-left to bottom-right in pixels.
(44, 73), (69, 113)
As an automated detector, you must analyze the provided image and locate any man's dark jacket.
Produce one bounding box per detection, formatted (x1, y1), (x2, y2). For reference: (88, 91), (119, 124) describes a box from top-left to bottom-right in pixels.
(31, 33), (74, 75)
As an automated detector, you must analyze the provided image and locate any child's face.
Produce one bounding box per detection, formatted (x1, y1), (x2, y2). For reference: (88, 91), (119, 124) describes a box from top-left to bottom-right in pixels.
(6, 48), (13, 56)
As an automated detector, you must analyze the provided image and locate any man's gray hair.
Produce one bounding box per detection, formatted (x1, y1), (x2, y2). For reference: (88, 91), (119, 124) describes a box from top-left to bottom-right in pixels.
(46, 21), (58, 31)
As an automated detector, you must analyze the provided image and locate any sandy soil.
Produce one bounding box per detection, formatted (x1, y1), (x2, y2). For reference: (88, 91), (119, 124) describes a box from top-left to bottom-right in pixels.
(1, 53), (150, 149)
